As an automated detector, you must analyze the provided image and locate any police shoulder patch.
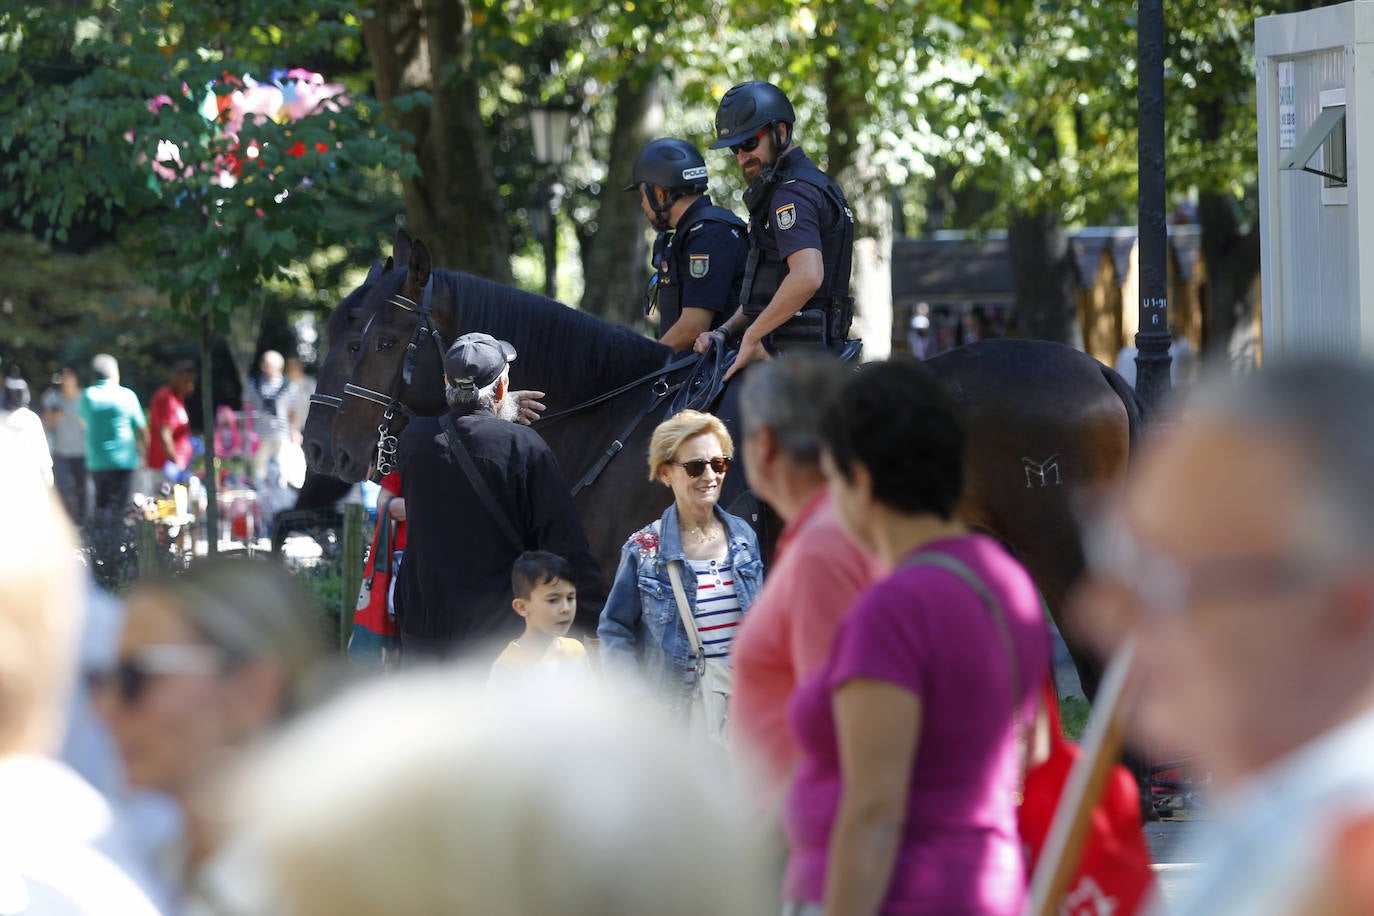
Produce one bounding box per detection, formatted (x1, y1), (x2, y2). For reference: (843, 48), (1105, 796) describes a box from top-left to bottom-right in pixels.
(689, 254), (710, 279)
(776, 203), (797, 230)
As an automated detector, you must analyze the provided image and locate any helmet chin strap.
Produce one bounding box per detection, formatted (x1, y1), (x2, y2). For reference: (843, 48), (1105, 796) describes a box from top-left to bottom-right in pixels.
(771, 122), (791, 155)
(648, 184), (686, 231)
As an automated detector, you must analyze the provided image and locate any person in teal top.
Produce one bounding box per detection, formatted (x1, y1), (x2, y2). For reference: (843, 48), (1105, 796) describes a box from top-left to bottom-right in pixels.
(80, 354), (148, 518)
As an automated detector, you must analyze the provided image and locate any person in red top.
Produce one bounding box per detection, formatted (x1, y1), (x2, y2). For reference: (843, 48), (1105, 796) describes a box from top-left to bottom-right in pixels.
(730, 355), (886, 793)
(146, 361), (196, 482)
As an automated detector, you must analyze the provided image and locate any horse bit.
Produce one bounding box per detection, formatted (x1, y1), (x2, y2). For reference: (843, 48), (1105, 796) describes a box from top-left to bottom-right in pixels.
(334, 275), (445, 476)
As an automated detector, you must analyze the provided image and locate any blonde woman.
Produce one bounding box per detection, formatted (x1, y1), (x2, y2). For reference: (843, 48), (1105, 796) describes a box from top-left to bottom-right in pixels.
(598, 410), (763, 699)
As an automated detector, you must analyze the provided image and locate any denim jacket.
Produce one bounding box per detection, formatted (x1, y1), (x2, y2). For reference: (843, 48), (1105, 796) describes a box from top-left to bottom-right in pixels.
(597, 503), (763, 699)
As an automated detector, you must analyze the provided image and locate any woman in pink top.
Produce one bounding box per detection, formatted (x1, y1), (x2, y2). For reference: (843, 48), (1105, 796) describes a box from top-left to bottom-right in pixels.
(783, 357), (1050, 916)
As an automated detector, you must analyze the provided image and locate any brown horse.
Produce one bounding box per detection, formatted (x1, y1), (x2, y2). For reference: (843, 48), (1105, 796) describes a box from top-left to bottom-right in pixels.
(325, 235), (1142, 701)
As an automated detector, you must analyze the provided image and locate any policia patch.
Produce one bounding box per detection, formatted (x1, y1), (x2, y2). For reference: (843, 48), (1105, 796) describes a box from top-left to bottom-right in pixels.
(775, 203), (797, 230)
(689, 254), (710, 278)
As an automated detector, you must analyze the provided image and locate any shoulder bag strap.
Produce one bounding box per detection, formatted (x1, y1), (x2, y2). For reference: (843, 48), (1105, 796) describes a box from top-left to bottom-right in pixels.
(438, 414), (525, 554)
(665, 560), (703, 655)
(901, 550), (1031, 790)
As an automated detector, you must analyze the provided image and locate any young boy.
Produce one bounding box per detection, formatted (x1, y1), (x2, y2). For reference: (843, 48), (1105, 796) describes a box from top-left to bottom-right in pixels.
(489, 551), (591, 688)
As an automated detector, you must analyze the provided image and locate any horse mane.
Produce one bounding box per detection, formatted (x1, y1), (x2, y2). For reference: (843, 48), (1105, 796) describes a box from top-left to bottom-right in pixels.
(425, 270), (672, 407)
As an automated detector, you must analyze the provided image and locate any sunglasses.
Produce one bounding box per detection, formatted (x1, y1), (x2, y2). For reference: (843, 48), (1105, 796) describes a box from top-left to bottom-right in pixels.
(729, 126), (770, 155)
(672, 456), (732, 478)
(86, 644), (225, 704)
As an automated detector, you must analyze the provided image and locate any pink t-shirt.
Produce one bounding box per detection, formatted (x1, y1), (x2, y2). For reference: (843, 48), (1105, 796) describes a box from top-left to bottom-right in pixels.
(730, 488), (886, 789)
(784, 534), (1050, 915)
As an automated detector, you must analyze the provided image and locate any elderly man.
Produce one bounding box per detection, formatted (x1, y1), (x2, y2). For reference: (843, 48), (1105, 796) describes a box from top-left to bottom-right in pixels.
(243, 349), (294, 488)
(393, 333), (604, 659)
(730, 354), (886, 789)
(80, 354), (148, 518)
(1079, 360), (1374, 915)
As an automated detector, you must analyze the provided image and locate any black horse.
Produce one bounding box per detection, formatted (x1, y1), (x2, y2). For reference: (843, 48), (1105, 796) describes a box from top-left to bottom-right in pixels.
(328, 236), (757, 577)
(326, 235), (1142, 702)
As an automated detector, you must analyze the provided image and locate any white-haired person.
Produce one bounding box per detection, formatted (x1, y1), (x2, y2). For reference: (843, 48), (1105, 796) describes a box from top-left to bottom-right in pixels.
(0, 428), (162, 914)
(598, 410), (764, 709)
(89, 556), (325, 909)
(231, 668), (773, 915)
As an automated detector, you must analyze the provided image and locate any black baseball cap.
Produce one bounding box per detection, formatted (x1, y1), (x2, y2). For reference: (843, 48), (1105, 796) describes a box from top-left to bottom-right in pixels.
(444, 333), (516, 390)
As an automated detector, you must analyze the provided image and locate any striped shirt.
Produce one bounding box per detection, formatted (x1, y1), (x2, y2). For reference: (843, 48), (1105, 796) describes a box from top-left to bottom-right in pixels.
(686, 556), (743, 665)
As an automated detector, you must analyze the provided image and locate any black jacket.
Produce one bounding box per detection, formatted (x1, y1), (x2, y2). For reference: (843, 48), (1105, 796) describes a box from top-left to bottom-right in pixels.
(393, 403), (605, 654)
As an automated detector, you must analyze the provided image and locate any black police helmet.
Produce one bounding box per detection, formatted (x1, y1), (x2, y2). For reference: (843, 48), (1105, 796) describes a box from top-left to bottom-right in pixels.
(622, 138), (710, 193)
(709, 81), (795, 150)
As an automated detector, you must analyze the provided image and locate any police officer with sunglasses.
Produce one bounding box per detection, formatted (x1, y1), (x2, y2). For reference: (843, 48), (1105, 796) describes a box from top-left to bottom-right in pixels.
(627, 138), (748, 353)
(695, 81), (857, 381)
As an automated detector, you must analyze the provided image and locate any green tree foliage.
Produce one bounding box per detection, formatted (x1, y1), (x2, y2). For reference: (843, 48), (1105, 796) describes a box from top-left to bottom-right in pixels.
(0, 0), (410, 343)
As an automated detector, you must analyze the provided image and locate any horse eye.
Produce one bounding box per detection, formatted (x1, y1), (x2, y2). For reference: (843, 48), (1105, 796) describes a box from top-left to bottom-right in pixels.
(348, 342), (360, 355)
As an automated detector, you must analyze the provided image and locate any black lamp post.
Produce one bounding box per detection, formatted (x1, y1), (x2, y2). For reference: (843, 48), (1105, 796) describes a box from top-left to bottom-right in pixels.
(529, 105), (575, 300)
(1135, 0), (1172, 404)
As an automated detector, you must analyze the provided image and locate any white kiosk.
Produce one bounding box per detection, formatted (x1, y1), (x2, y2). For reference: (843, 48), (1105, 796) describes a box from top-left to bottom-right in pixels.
(1256, 1), (1374, 355)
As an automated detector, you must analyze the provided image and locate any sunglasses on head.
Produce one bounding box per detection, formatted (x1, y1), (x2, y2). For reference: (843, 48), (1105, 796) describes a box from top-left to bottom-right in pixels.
(672, 456), (732, 478)
(729, 126), (771, 155)
(86, 644), (225, 704)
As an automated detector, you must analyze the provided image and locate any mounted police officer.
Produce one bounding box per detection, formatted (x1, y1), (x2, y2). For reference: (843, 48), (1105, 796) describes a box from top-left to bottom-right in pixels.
(625, 138), (748, 352)
(694, 81), (856, 380)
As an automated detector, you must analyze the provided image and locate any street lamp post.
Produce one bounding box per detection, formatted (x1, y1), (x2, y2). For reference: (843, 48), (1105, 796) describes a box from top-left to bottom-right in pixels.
(529, 105), (575, 300)
(1135, 0), (1172, 405)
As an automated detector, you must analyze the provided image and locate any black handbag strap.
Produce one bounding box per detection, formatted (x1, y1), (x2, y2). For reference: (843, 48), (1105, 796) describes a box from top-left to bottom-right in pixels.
(438, 414), (526, 554)
(374, 497), (395, 575)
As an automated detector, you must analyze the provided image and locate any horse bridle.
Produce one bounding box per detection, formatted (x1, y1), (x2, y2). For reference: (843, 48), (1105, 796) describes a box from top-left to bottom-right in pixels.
(308, 259), (388, 415)
(340, 275), (446, 475)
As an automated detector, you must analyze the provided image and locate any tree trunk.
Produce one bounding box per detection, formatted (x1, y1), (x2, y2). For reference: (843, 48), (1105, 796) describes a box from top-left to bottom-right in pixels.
(1197, 191), (1260, 362)
(820, 55), (891, 359)
(1009, 210), (1083, 346)
(578, 76), (661, 325)
(360, 0), (511, 281)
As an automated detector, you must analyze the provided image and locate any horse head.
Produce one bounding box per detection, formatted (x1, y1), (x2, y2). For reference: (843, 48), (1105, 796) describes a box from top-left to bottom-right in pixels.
(332, 236), (449, 483)
(302, 253), (394, 474)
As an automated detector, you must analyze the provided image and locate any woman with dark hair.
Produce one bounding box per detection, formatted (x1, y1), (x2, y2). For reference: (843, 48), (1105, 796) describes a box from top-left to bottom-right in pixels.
(782, 357), (1050, 916)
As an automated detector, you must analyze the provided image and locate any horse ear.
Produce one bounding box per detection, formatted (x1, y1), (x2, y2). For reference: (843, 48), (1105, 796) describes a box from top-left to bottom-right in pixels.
(408, 238), (432, 293)
(392, 228), (412, 269)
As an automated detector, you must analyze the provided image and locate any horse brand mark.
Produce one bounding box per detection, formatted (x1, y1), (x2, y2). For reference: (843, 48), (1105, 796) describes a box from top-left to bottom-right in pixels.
(775, 203), (797, 230)
(1022, 454), (1062, 489)
(689, 254), (710, 278)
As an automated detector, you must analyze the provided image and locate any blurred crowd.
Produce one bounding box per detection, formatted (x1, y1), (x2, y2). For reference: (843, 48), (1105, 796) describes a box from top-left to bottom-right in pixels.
(6, 349), (1374, 916)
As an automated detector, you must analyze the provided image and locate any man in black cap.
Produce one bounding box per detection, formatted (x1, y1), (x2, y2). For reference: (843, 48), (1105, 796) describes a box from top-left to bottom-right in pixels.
(392, 333), (605, 659)
(695, 81), (856, 380)
(625, 138), (748, 352)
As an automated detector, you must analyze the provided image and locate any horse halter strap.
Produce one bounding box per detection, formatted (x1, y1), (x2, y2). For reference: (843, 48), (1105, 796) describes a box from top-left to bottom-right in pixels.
(342, 276), (445, 475)
(308, 259), (390, 413)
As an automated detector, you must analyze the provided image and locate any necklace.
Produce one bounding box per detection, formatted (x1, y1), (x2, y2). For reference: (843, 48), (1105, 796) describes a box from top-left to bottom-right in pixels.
(683, 521), (720, 545)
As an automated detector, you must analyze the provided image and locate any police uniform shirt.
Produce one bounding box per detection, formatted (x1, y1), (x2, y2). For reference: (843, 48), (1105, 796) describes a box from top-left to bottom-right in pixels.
(654, 195), (747, 338)
(761, 148), (837, 265)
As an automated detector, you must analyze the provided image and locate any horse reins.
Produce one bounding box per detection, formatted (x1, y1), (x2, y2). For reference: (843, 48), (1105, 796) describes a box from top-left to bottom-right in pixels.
(534, 339), (727, 497)
(340, 275), (446, 475)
